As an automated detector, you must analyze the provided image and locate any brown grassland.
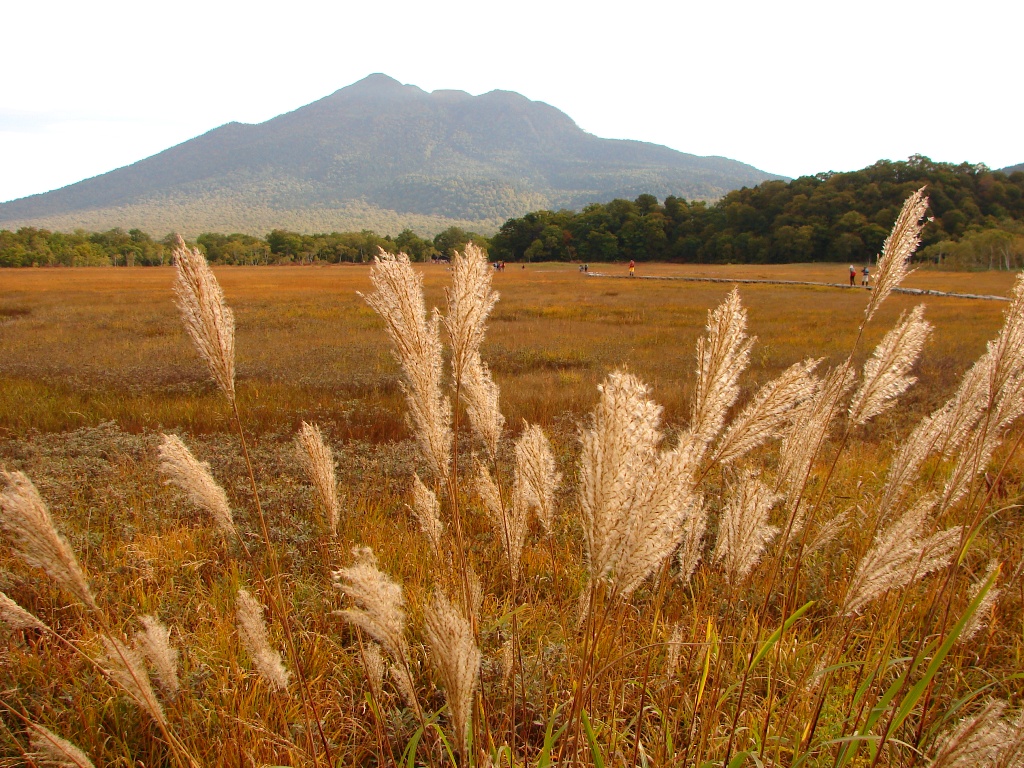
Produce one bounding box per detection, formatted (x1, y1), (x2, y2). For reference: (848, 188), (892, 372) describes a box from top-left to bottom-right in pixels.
(2, 249), (1024, 767)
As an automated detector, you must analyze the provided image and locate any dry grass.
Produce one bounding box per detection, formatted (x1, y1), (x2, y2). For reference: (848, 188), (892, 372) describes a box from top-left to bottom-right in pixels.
(1, 255), (1023, 767)
(0, 263), (1009, 437)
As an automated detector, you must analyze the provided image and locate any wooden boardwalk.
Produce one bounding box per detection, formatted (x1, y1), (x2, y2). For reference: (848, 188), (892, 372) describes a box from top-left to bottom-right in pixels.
(586, 272), (1009, 302)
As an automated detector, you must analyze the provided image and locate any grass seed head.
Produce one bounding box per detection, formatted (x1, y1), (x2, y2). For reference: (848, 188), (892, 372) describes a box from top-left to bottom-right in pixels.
(849, 305), (931, 426)
(0, 470), (97, 611)
(0, 589), (46, 631)
(362, 250), (452, 479)
(423, 590), (481, 757)
(171, 235), (236, 403)
(712, 471), (781, 584)
(157, 434), (237, 540)
(333, 546), (409, 662)
(865, 187), (929, 323)
(514, 422), (561, 536)
(136, 615), (180, 696)
(26, 722), (96, 768)
(295, 421), (341, 535)
(235, 588), (290, 692)
(101, 636), (167, 726)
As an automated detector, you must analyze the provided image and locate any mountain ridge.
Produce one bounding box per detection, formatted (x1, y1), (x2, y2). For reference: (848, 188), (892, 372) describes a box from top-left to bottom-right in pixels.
(0, 74), (786, 236)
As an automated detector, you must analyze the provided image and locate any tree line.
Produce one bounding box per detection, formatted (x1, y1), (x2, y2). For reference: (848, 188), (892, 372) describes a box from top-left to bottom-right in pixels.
(489, 156), (1024, 268)
(3, 156), (1023, 269)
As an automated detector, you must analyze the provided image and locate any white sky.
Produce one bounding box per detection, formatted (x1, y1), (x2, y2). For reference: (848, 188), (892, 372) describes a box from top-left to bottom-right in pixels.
(1, 0), (1020, 203)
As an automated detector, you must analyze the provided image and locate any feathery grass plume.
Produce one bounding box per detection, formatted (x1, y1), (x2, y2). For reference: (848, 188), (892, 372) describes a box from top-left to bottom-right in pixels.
(389, 662), (422, 716)
(940, 413), (1011, 511)
(843, 496), (961, 615)
(848, 305), (931, 425)
(805, 510), (850, 556)
(996, 709), (1024, 768)
(477, 463), (528, 583)
(777, 366), (855, 534)
(333, 546), (409, 662)
(101, 636), (167, 725)
(157, 434), (236, 539)
(983, 271), (1024, 400)
(423, 590), (481, 757)
(171, 235), (236, 403)
(442, 242), (499, 388)
(864, 187), (929, 324)
(362, 641), (386, 704)
(960, 561), (1001, 643)
(929, 699), (1012, 768)
(461, 351), (505, 458)
(235, 588), (290, 692)
(514, 422), (562, 536)
(410, 474), (444, 554)
(0, 470), (96, 611)
(0, 590), (45, 630)
(294, 421), (341, 535)
(690, 288), (755, 449)
(879, 404), (957, 517)
(361, 250), (452, 479)
(581, 370), (663, 585)
(25, 722), (96, 768)
(466, 559), (484, 622)
(580, 370), (698, 596)
(712, 471), (781, 584)
(676, 496), (707, 585)
(710, 358), (820, 466)
(664, 623), (684, 679)
(135, 615), (180, 696)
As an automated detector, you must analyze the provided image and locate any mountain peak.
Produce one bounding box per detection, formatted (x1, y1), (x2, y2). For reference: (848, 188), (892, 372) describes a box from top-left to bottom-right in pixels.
(0, 74), (786, 234)
(350, 73), (403, 89)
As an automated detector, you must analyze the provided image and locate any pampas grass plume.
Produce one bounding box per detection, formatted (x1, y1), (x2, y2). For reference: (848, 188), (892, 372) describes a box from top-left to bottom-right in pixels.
(333, 547), (410, 662)
(100, 636), (167, 725)
(171, 235), (236, 403)
(235, 588), (290, 692)
(136, 615), (181, 696)
(0, 589), (45, 631)
(295, 421), (341, 535)
(423, 590), (481, 756)
(26, 722), (96, 768)
(158, 434), (237, 539)
(864, 187), (929, 323)
(0, 470), (97, 611)
(843, 497), (960, 615)
(712, 471), (781, 584)
(849, 305), (931, 425)
(410, 474), (444, 554)
(362, 250), (452, 479)
(514, 422), (562, 536)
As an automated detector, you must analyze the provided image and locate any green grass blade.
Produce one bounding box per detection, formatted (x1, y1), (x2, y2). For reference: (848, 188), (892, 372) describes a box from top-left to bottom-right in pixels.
(581, 709), (606, 768)
(750, 600), (814, 669)
(400, 726), (424, 768)
(888, 565), (1000, 734)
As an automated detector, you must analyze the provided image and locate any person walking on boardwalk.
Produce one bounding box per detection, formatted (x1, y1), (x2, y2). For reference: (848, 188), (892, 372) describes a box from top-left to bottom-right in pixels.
(862, 266), (870, 287)
(849, 265), (856, 286)
(629, 259), (635, 278)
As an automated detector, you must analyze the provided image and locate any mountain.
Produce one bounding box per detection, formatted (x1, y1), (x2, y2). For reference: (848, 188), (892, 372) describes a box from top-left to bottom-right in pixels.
(1000, 163), (1024, 175)
(0, 74), (786, 236)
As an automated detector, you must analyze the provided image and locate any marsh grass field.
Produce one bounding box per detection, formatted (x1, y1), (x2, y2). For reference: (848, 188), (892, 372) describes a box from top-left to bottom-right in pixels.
(2, 253), (1024, 767)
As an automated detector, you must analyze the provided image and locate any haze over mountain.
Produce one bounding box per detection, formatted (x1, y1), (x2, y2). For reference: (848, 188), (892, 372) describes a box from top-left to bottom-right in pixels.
(0, 74), (785, 236)
(1001, 163), (1024, 175)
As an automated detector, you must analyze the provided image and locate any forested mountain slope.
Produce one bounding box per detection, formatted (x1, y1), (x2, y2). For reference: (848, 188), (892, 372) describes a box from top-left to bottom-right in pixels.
(490, 156), (1024, 266)
(0, 74), (783, 236)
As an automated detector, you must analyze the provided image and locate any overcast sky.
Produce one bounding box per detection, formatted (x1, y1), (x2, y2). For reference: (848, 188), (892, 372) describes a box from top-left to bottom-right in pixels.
(1, 0), (1020, 203)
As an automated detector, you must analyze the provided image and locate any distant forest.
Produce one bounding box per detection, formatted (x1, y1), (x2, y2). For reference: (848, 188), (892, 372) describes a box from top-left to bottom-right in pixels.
(3, 156), (1023, 270)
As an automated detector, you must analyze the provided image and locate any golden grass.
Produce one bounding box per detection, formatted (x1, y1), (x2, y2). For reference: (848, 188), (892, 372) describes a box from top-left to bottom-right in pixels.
(0, 263), (1009, 438)
(1, 262), (1023, 766)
